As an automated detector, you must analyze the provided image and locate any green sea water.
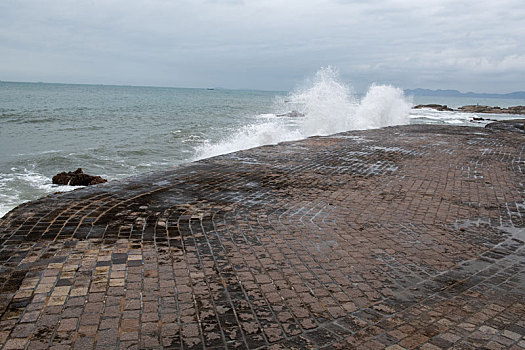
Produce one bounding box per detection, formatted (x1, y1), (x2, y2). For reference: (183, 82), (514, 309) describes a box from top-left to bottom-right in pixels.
(1, 73), (524, 217)
(0, 82), (281, 215)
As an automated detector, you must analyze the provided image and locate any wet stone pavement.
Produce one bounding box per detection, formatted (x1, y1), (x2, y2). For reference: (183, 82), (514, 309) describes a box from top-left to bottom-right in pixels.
(0, 123), (524, 349)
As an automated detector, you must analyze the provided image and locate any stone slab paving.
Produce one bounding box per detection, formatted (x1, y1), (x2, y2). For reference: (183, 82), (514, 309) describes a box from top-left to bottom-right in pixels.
(0, 123), (524, 349)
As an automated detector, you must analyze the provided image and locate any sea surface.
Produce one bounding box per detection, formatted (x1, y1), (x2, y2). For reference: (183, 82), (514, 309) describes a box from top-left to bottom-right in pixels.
(1, 68), (524, 217)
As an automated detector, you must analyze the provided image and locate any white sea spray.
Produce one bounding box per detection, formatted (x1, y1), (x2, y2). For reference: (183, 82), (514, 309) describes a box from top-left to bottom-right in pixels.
(4, 77), (509, 218)
(0, 167), (81, 217)
(195, 121), (303, 160)
(195, 66), (412, 160)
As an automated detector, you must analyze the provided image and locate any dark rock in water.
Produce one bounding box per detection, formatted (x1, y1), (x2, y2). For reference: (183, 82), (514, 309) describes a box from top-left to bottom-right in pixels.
(485, 119), (525, 133)
(276, 110), (305, 118)
(472, 116), (496, 122)
(459, 105), (500, 113)
(413, 104), (525, 115)
(507, 106), (525, 114)
(459, 105), (525, 114)
(413, 104), (454, 111)
(52, 168), (107, 186)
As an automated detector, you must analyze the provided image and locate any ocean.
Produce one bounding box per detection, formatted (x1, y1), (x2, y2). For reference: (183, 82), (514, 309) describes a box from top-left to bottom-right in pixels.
(1, 68), (524, 217)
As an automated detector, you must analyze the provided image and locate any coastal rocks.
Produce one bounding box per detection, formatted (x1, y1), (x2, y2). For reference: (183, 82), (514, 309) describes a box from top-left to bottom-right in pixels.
(413, 104), (453, 111)
(507, 106), (525, 114)
(458, 105), (525, 114)
(276, 110), (305, 118)
(472, 116), (496, 122)
(413, 104), (525, 115)
(52, 168), (107, 186)
(459, 105), (502, 113)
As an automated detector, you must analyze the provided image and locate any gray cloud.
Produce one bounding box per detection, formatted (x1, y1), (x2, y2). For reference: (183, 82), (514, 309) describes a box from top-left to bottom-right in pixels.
(1, 0), (523, 92)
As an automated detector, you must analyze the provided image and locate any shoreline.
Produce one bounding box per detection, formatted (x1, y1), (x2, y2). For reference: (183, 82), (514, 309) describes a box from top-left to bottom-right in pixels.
(0, 122), (523, 349)
(1, 118), (523, 221)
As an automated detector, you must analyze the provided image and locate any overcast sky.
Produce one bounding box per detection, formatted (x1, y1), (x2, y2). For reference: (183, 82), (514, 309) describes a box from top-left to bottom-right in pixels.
(1, 0), (524, 93)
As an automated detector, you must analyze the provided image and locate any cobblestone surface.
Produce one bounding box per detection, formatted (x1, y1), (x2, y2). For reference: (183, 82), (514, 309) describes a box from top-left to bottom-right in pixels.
(0, 123), (524, 349)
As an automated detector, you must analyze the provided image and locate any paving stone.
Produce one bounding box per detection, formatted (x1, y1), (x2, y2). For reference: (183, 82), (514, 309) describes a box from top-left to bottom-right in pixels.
(56, 318), (78, 332)
(4, 338), (29, 349)
(72, 336), (94, 350)
(0, 123), (524, 349)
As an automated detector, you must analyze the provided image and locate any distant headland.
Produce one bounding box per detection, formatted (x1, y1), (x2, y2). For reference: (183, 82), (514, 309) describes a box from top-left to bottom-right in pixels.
(405, 88), (525, 99)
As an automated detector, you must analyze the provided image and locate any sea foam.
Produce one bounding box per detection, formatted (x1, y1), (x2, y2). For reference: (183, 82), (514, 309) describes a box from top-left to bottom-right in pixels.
(195, 66), (412, 160)
(0, 167), (81, 217)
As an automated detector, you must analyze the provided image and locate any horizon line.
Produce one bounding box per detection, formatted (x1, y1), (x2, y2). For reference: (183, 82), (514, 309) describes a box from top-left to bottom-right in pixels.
(1, 79), (523, 96)
(0, 79), (288, 93)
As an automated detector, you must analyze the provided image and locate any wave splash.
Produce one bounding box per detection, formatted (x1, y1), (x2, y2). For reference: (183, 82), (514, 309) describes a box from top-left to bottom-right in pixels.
(0, 167), (82, 218)
(196, 66), (412, 160)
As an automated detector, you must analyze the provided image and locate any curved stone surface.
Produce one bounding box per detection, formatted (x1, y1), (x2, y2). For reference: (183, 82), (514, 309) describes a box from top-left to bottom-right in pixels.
(486, 119), (525, 133)
(0, 124), (524, 349)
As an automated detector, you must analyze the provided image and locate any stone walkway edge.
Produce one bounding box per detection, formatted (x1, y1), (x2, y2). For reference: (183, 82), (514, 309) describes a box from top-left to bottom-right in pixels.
(0, 122), (524, 349)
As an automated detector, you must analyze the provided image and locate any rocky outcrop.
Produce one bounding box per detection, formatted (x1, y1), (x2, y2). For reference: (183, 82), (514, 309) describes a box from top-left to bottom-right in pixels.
(413, 104), (454, 111)
(414, 104), (525, 115)
(472, 116), (496, 122)
(276, 110), (305, 118)
(52, 168), (107, 186)
(507, 106), (525, 114)
(458, 105), (525, 114)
